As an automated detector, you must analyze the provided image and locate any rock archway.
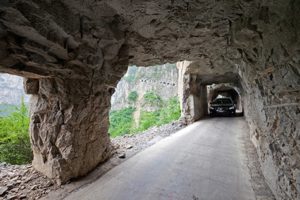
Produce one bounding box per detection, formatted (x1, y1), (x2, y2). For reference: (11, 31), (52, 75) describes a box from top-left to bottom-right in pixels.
(207, 84), (243, 113)
(178, 60), (244, 122)
(0, 1), (299, 199)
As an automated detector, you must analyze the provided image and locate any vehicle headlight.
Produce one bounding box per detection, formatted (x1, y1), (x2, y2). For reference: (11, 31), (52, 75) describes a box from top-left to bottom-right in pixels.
(229, 106), (235, 110)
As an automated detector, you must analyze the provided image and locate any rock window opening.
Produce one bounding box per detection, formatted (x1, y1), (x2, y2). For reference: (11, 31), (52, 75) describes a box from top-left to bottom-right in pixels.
(0, 73), (32, 165)
(109, 63), (182, 138)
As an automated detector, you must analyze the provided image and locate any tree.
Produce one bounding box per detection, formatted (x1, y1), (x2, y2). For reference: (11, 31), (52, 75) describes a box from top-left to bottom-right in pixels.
(128, 91), (138, 103)
(143, 91), (162, 106)
(0, 97), (32, 164)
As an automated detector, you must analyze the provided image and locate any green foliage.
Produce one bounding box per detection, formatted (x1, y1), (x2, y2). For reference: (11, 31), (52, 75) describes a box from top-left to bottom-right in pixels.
(137, 97), (181, 132)
(138, 111), (160, 131)
(0, 99), (32, 164)
(143, 91), (162, 106)
(128, 91), (138, 103)
(109, 97), (181, 138)
(109, 107), (135, 137)
(158, 97), (181, 125)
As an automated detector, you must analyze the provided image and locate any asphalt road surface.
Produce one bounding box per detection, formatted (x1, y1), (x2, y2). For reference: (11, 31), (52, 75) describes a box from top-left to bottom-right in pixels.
(65, 117), (257, 200)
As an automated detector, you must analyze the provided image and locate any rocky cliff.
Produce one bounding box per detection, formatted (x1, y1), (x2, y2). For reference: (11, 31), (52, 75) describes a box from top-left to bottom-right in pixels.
(111, 64), (178, 111)
(111, 64), (179, 127)
(0, 74), (29, 105)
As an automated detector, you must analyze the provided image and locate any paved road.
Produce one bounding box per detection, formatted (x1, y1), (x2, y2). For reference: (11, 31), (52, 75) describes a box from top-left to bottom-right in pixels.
(65, 118), (256, 200)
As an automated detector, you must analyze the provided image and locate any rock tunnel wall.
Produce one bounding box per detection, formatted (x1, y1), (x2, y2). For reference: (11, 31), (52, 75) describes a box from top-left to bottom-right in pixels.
(177, 2), (300, 197)
(239, 62), (300, 200)
(233, 4), (300, 198)
(0, 0), (299, 199)
(176, 1), (300, 198)
(179, 58), (300, 200)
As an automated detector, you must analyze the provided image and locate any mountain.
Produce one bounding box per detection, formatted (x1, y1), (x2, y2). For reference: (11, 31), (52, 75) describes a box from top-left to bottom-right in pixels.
(111, 64), (179, 129)
(111, 64), (179, 111)
(0, 73), (30, 105)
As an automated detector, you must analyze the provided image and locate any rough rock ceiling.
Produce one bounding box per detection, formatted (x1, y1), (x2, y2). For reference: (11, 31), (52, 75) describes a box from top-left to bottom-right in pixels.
(1, 0), (298, 80)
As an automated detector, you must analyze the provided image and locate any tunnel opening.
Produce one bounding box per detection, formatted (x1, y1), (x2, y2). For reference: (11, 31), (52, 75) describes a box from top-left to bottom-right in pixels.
(109, 63), (182, 138)
(207, 83), (244, 116)
(180, 68), (245, 123)
(0, 73), (32, 165)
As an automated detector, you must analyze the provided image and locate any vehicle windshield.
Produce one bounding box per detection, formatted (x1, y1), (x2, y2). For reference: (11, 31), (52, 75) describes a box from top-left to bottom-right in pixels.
(212, 98), (232, 104)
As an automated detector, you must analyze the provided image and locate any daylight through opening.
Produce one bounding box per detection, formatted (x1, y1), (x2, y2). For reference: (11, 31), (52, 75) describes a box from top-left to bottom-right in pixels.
(109, 63), (182, 138)
(0, 73), (32, 165)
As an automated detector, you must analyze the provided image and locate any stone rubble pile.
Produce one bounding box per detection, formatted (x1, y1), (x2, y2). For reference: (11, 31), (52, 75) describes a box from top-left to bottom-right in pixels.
(111, 120), (186, 158)
(0, 163), (59, 200)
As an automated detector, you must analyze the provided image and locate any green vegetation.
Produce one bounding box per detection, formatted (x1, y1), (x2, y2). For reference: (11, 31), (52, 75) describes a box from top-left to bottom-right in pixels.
(138, 97), (181, 132)
(158, 97), (181, 125)
(109, 107), (135, 137)
(109, 97), (181, 137)
(128, 91), (138, 103)
(0, 100), (32, 164)
(138, 111), (160, 131)
(143, 91), (163, 106)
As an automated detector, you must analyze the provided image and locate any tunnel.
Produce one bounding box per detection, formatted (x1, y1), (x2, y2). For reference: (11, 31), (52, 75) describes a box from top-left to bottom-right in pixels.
(0, 1), (299, 199)
(207, 84), (243, 114)
(178, 68), (245, 120)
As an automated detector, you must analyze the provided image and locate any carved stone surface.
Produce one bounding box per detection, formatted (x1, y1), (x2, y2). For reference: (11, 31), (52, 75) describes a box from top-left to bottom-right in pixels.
(23, 78), (39, 94)
(0, 0), (129, 184)
(0, 1), (299, 199)
(29, 78), (116, 184)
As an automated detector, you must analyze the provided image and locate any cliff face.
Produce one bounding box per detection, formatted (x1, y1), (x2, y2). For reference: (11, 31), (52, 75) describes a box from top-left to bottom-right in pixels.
(111, 64), (178, 111)
(0, 74), (29, 105)
(111, 64), (179, 128)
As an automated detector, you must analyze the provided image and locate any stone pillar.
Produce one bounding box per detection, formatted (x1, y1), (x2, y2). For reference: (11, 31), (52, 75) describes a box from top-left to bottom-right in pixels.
(26, 78), (113, 184)
(181, 74), (207, 123)
(176, 61), (192, 114)
(181, 73), (192, 123)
